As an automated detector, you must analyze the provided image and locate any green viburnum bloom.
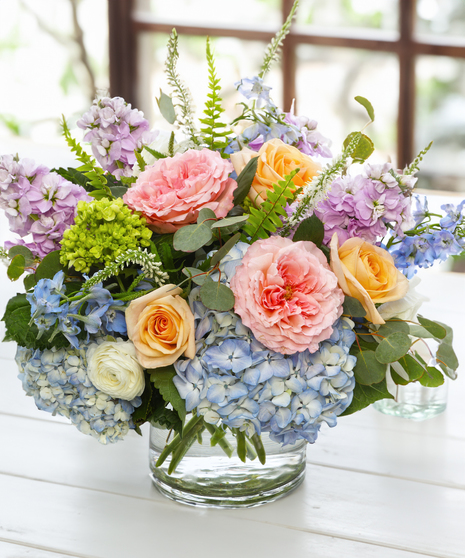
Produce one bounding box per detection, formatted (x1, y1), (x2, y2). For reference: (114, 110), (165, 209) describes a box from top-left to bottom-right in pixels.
(60, 198), (152, 273)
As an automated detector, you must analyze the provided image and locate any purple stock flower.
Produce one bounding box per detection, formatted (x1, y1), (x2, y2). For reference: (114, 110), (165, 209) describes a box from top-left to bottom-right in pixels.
(77, 96), (156, 178)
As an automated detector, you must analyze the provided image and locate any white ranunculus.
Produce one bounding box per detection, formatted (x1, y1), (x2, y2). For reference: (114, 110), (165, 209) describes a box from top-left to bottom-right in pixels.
(87, 339), (145, 400)
(378, 276), (429, 322)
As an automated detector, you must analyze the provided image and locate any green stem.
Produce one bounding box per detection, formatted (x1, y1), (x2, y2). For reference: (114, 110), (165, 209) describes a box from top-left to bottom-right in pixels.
(251, 433), (266, 465)
(168, 420), (206, 474)
(155, 414), (203, 468)
(116, 275), (126, 292)
(127, 273), (146, 293)
(204, 423), (234, 458)
(234, 428), (247, 463)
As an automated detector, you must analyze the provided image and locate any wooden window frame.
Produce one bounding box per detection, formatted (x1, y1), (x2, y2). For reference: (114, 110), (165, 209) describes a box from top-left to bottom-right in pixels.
(109, 0), (465, 168)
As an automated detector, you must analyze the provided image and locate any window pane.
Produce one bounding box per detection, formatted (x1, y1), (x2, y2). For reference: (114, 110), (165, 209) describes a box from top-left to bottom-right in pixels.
(296, 45), (398, 164)
(416, 0), (465, 39)
(136, 33), (282, 130)
(416, 56), (465, 192)
(296, 0), (398, 32)
(134, 0), (281, 27)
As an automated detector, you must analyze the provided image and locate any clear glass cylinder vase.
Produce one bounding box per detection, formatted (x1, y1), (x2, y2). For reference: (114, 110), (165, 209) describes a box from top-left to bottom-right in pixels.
(149, 424), (306, 508)
(373, 380), (448, 420)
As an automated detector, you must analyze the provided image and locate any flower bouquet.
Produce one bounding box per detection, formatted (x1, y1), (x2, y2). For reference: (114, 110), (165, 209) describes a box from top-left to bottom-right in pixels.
(1, 2), (462, 508)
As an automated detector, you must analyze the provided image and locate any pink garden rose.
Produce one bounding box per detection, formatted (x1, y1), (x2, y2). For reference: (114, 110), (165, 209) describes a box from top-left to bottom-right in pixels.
(230, 236), (344, 354)
(123, 148), (237, 233)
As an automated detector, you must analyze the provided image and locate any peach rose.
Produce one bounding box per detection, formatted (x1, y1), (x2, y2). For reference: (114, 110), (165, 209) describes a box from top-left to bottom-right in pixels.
(230, 138), (321, 206)
(330, 234), (409, 325)
(123, 148), (236, 234)
(125, 284), (196, 369)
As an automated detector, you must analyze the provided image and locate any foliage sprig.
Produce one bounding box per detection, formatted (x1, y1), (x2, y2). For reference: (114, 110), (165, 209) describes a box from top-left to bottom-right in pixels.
(403, 141), (433, 176)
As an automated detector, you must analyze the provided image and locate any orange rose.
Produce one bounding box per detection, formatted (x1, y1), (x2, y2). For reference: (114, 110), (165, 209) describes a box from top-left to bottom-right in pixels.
(125, 284), (196, 369)
(330, 234), (409, 325)
(230, 138), (321, 206)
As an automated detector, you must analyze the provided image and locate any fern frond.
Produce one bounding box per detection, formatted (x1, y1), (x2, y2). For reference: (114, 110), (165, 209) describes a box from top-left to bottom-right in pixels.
(281, 132), (362, 236)
(61, 116), (112, 196)
(259, 0), (299, 79)
(199, 37), (230, 152)
(165, 29), (200, 145)
(404, 141), (433, 176)
(242, 170), (298, 242)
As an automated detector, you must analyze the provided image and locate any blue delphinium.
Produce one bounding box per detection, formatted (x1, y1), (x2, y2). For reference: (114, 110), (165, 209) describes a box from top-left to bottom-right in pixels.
(390, 197), (465, 278)
(15, 336), (141, 444)
(173, 242), (357, 446)
(26, 271), (128, 346)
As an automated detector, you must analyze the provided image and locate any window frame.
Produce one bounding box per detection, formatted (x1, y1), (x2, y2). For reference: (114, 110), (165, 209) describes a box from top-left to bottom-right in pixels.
(108, 0), (465, 169)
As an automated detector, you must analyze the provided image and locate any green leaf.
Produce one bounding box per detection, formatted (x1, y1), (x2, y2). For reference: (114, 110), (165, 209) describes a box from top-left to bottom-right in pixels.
(35, 251), (65, 281)
(390, 354), (426, 386)
(182, 267), (208, 285)
(197, 207), (217, 226)
(150, 404), (183, 436)
(173, 222), (213, 252)
(156, 89), (176, 124)
(144, 145), (167, 159)
(437, 342), (459, 378)
(343, 296), (366, 318)
(417, 315), (447, 340)
(419, 367), (445, 388)
(131, 374), (153, 426)
(200, 280), (235, 311)
(408, 325), (436, 339)
(343, 132), (374, 164)
(149, 365), (186, 425)
(292, 214), (325, 246)
(375, 331), (411, 364)
(377, 320), (410, 337)
(54, 167), (90, 191)
(8, 245), (34, 267)
(109, 186), (128, 199)
(210, 215), (249, 230)
(340, 378), (393, 416)
(7, 254), (25, 281)
(210, 232), (241, 267)
(233, 157), (258, 206)
(23, 273), (37, 291)
(354, 95), (375, 122)
(353, 350), (387, 386)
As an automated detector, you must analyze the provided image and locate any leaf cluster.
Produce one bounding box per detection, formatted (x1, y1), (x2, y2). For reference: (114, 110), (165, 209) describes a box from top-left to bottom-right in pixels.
(341, 312), (459, 416)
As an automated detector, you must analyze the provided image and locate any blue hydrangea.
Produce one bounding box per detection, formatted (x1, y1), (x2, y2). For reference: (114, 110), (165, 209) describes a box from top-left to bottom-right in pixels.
(15, 336), (141, 444)
(173, 243), (357, 446)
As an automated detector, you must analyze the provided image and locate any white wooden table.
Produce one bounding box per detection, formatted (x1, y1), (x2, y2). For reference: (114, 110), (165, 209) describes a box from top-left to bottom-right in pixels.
(0, 243), (464, 557)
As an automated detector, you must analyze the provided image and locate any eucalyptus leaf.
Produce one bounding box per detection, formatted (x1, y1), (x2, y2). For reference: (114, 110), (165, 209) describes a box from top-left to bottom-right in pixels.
(390, 354), (425, 385)
(292, 214), (324, 246)
(182, 267), (208, 285)
(409, 325), (436, 339)
(210, 233), (241, 267)
(417, 315), (447, 339)
(354, 96), (375, 121)
(343, 132), (374, 164)
(8, 245), (34, 266)
(377, 320), (410, 337)
(233, 156), (258, 206)
(437, 342), (459, 374)
(7, 254), (25, 281)
(210, 215), (249, 230)
(173, 223), (213, 253)
(343, 296), (366, 318)
(156, 89), (176, 124)
(200, 280), (235, 311)
(419, 367), (445, 388)
(197, 208), (217, 226)
(375, 331), (411, 364)
(109, 186), (128, 199)
(353, 350), (387, 386)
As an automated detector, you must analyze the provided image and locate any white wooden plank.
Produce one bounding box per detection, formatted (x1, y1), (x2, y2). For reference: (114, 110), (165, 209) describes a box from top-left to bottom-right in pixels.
(0, 473), (458, 558)
(2, 409), (465, 500)
(0, 540), (83, 558)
